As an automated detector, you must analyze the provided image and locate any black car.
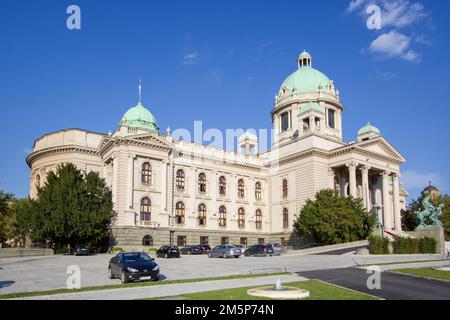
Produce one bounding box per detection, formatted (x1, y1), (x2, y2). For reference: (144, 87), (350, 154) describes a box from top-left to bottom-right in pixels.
(108, 252), (160, 283)
(180, 245), (202, 255)
(244, 244), (274, 257)
(156, 246), (181, 258)
(72, 244), (90, 256)
(200, 245), (211, 254)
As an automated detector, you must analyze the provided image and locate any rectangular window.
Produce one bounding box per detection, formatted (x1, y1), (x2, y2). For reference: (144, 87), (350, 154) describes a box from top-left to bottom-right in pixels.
(280, 237), (286, 246)
(281, 112), (289, 132)
(327, 109), (335, 129)
(221, 237), (229, 245)
(240, 237), (248, 247)
(258, 238), (265, 245)
(177, 236), (186, 247)
(200, 236), (209, 246)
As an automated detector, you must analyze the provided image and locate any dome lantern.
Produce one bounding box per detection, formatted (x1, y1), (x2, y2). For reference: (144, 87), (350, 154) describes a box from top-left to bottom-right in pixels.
(298, 50), (312, 68)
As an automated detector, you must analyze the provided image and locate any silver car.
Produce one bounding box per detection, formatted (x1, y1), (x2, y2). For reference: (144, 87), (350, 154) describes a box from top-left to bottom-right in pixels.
(267, 243), (282, 256)
(208, 245), (242, 259)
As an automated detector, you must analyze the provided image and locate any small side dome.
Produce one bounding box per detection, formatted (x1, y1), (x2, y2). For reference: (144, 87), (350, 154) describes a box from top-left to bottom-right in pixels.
(358, 122), (380, 136)
(299, 101), (325, 114)
(120, 102), (160, 132)
(422, 182), (440, 200)
(298, 50), (312, 67)
(238, 130), (258, 143)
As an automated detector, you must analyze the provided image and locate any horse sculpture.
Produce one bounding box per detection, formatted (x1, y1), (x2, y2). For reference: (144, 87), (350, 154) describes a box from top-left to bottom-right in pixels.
(415, 195), (444, 229)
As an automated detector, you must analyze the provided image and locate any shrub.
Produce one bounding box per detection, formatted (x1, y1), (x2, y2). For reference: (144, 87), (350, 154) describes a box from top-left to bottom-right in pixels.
(148, 248), (158, 254)
(393, 237), (420, 254)
(112, 246), (123, 254)
(419, 237), (437, 254)
(368, 236), (390, 254)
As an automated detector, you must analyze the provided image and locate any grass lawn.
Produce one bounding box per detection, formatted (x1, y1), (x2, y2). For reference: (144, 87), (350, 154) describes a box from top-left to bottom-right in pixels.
(360, 259), (445, 267)
(0, 272), (287, 300)
(391, 268), (450, 282)
(155, 280), (380, 300)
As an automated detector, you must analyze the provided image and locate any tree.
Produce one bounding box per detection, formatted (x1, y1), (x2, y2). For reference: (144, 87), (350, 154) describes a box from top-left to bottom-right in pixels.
(439, 195), (450, 241)
(26, 163), (113, 253)
(0, 190), (15, 247)
(294, 189), (375, 245)
(10, 198), (35, 247)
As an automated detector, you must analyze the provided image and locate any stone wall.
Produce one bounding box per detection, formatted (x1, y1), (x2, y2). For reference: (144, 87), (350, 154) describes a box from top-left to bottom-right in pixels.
(0, 248), (54, 258)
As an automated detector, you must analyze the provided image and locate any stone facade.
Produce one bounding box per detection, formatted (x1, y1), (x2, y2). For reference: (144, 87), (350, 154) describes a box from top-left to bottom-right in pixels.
(26, 51), (409, 250)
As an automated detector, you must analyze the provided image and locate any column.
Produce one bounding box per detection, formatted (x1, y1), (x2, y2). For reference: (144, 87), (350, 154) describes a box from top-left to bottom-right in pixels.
(112, 156), (118, 212)
(361, 166), (371, 210)
(348, 163), (357, 197)
(328, 168), (336, 190)
(161, 160), (167, 212)
(127, 154), (135, 210)
(382, 171), (392, 230)
(392, 173), (402, 232)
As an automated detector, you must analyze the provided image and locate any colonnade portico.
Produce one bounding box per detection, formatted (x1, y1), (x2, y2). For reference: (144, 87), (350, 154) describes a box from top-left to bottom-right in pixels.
(332, 162), (402, 233)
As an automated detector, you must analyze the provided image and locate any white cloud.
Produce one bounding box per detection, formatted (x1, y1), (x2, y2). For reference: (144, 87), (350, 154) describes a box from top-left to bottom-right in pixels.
(347, 0), (367, 12)
(182, 52), (199, 65)
(380, 0), (428, 29)
(401, 170), (446, 192)
(368, 30), (421, 62)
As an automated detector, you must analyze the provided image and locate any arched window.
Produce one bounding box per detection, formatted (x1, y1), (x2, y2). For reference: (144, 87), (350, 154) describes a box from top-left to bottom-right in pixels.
(219, 176), (226, 195)
(141, 162), (152, 185)
(140, 197), (151, 222)
(198, 173), (207, 193)
(176, 169), (185, 190)
(36, 174), (41, 189)
(219, 206), (227, 227)
(198, 204), (207, 226)
(255, 209), (262, 229)
(283, 208), (289, 229)
(282, 179), (288, 198)
(238, 208), (245, 229)
(255, 182), (262, 200)
(176, 201), (185, 225)
(142, 235), (153, 247)
(238, 179), (245, 198)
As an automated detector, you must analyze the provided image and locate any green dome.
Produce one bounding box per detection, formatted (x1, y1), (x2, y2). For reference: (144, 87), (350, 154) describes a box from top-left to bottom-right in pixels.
(299, 102), (325, 114)
(238, 130), (258, 143)
(358, 122), (380, 135)
(280, 66), (330, 95)
(120, 102), (160, 132)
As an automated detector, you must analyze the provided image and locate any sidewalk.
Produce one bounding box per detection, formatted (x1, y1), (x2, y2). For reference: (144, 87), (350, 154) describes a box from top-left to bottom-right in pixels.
(13, 274), (305, 300)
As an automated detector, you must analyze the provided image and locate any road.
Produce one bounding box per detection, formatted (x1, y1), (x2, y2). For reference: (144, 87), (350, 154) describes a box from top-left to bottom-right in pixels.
(0, 253), (442, 295)
(297, 267), (450, 300)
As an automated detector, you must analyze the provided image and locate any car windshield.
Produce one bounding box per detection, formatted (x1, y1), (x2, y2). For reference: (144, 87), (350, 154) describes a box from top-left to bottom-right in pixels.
(123, 253), (152, 262)
(77, 245), (87, 249)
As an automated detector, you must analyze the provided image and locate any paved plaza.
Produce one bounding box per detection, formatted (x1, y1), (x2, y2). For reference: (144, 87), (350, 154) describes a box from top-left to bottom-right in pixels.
(0, 252), (444, 296)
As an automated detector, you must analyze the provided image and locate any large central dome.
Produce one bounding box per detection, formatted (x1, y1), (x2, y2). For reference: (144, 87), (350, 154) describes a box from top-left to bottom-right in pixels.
(279, 51), (331, 96)
(120, 102), (160, 132)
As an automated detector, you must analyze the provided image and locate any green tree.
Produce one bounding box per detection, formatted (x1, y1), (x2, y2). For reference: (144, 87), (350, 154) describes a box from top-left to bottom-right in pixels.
(439, 195), (450, 241)
(0, 190), (15, 246)
(10, 198), (35, 247)
(29, 163), (113, 253)
(294, 189), (375, 245)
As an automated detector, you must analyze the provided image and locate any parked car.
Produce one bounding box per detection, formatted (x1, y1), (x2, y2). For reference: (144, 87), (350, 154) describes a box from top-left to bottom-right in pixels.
(244, 244), (274, 257)
(180, 245), (203, 255)
(234, 245), (247, 254)
(108, 252), (160, 283)
(208, 245), (242, 259)
(156, 246), (181, 258)
(72, 244), (90, 256)
(200, 245), (211, 254)
(267, 243), (282, 256)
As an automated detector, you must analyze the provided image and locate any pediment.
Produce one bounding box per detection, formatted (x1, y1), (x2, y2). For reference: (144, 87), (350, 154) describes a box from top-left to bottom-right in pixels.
(356, 137), (405, 162)
(98, 132), (172, 154)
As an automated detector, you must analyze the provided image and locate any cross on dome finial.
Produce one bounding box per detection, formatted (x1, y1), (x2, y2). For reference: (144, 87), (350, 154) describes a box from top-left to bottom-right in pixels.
(138, 78), (142, 103)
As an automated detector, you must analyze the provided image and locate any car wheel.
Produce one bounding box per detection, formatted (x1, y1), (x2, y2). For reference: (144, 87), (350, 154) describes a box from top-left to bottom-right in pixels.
(208, 252), (212, 258)
(120, 271), (128, 284)
(223, 253), (228, 259)
(108, 267), (115, 279)
(164, 253), (168, 259)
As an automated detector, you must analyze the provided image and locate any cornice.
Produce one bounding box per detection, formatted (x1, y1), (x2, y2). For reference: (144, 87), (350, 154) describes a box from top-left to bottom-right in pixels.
(26, 145), (99, 168)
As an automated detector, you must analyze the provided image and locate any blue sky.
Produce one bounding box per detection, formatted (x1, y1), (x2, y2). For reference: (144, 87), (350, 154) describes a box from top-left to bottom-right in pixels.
(0, 0), (449, 201)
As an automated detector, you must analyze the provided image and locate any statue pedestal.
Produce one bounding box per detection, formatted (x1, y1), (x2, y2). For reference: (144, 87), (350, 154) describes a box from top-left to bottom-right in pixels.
(406, 226), (445, 254)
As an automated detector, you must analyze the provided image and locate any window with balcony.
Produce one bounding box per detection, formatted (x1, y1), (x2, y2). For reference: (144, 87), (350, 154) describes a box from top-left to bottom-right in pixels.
(238, 179), (245, 198)
(176, 201), (185, 225)
(219, 206), (227, 227)
(198, 173), (207, 193)
(219, 176), (226, 195)
(141, 162), (152, 185)
(140, 197), (151, 222)
(255, 182), (262, 200)
(198, 203), (207, 226)
(176, 169), (185, 190)
(238, 208), (245, 229)
(255, 209), (262, 230)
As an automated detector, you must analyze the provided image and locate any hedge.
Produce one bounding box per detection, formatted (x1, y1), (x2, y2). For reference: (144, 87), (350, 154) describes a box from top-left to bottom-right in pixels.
(368, 236), (390, 254)
(368, 236), (437, 254)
